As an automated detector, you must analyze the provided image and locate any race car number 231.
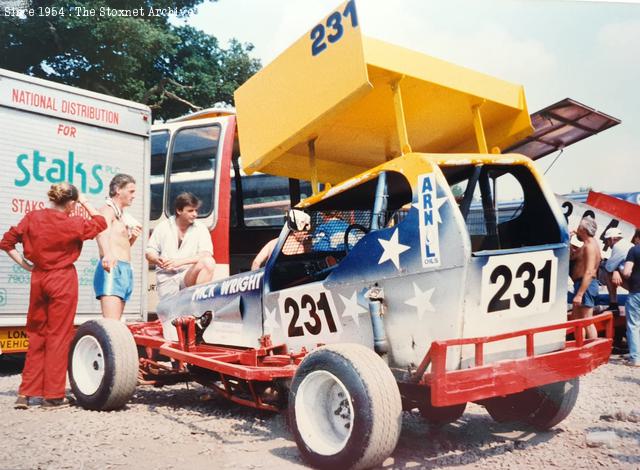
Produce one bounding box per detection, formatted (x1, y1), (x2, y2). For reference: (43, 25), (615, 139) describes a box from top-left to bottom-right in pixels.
(279, 287), (342, 338)
(480, 251), (558, 314)
(309, 0), (358, 56)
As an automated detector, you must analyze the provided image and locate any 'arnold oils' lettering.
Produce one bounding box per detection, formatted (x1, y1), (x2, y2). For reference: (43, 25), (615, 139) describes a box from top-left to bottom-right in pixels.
(418, 173), (441, 267)
(15, 150), (103, 194)
(421, 177), (436, 257)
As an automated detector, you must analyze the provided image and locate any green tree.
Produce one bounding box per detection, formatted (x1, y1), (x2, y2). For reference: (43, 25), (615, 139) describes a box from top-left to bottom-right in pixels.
(0, 0), (261, 120)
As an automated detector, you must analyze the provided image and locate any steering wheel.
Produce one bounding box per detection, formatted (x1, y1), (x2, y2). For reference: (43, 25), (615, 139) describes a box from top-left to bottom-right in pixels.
(344, 224), (369, 254)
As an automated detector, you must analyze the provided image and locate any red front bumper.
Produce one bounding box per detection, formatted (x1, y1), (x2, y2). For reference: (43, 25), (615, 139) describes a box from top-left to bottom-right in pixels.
(411, 313), (613, 407)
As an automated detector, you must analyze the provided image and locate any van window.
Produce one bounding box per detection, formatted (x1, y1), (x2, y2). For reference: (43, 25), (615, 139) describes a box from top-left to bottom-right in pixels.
(150, 130), (169, 220)
(231, 172), (312, 227)
(442, 164), (560, 252)
(167, 125), (220, 217)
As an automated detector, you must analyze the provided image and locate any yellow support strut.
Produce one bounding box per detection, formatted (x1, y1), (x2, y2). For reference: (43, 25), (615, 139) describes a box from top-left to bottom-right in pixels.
(391, 77), (412, 155)
(471, 101), (489, 154)
(308, 138), (319, 195)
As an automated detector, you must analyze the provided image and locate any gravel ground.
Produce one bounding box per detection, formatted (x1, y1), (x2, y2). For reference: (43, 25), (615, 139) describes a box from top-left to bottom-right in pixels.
(0, 354), (638, 470)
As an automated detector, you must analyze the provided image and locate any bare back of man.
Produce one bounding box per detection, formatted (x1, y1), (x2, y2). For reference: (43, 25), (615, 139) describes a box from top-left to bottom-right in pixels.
(570, 220), (602, 339)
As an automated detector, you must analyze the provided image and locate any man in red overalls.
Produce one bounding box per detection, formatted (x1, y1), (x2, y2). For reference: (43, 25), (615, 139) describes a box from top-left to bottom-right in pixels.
(0, 183), (106, 408)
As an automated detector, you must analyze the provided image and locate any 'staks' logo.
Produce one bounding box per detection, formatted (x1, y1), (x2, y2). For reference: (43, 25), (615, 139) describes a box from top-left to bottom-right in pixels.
(15, 150), (103, 194)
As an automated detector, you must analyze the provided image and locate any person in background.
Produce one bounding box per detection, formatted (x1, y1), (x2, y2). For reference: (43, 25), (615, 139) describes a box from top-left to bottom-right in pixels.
(251, 231), (311, 270)
(146, 192), (215, 300)
(252, 238), (279, 270)
(252, 210), (312, 270)
(93, 173), (141, 320)
(622, 229), (640, 367)
(0, 183), (106, 409)
(602, 227), (633, 313)
(599, 227), (634, 353)
(568, 216), (601, 340)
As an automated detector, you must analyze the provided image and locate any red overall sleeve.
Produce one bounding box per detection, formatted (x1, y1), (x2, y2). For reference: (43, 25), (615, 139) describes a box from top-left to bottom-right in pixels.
(0, 213), (30, 251)
(80, 215), (107, 241)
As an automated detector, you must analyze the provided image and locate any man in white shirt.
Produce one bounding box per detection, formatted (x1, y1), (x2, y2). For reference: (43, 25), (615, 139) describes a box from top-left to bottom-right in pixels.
(602, 227), (634, 313)
(146, 192), (216, 299)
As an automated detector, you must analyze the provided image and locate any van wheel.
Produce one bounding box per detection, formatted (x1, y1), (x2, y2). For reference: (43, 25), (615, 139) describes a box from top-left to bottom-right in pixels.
(69, 319), (138, 411)
(485, 379), (580, 429)
(289, 344), (402, 470)
(419, 400), (466, 426)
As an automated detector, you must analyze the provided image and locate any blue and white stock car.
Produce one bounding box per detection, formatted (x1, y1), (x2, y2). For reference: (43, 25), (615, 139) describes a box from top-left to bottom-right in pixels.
(68, 3), (614, 469)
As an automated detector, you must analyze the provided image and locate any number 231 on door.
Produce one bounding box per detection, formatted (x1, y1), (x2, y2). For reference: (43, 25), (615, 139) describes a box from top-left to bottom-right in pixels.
(277, 285), (342, 341)
(480, 251), (558, 315)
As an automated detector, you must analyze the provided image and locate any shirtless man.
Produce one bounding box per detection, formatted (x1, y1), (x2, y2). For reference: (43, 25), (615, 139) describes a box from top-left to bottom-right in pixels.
(93, 174), (141, 320)
(569, 216), (601, 339)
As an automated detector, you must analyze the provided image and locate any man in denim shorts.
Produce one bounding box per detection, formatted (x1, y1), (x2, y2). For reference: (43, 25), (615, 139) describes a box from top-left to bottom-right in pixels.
(94, 174), (141, 319)
(569, 217), (601, 340)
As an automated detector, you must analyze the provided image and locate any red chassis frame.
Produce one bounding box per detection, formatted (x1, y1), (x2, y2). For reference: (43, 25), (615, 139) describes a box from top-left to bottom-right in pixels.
(128, 313), (612, 411)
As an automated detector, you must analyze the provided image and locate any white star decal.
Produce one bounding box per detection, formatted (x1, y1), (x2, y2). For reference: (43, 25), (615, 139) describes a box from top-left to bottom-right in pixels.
(433, 195), (447, 224)
(263, 306), (280, 335)
(404, 282), (436, 319)
(339, 291), (368, 326)
(412, 195), (447, 224)
(378, 228), (410, 270)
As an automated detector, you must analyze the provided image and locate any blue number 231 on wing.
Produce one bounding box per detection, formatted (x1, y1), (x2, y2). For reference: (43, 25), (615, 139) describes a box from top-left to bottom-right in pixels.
(310, 0), (359, 56)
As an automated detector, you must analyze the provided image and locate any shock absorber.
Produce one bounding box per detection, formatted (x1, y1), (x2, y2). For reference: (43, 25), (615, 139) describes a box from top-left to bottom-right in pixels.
(366, 286), (389, 354)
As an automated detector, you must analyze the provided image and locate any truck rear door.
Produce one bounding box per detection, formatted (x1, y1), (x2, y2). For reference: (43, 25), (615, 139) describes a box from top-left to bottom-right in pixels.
(0, 69), (150, 344)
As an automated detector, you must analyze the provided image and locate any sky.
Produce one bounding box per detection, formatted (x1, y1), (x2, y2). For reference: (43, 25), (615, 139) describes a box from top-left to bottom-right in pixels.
(178, 0), (639, 198)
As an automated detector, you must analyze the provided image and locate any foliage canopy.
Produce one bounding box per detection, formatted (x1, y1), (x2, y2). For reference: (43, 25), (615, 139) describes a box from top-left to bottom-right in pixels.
(0, 0), (261, 120)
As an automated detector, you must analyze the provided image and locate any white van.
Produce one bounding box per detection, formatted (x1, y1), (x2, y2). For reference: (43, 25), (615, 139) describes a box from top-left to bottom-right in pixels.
(0, 68), (151, 354)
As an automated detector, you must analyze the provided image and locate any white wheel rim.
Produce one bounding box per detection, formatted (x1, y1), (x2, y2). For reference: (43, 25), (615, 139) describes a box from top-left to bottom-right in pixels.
(295, 370), (354, 456)
(72, 335), (105, 395)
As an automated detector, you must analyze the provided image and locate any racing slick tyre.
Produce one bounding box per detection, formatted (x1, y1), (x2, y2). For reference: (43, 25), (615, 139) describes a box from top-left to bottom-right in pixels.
(419, 400), (466, 426)
(289, 344), (402, 470)
(68, 319), (138, 411)
(484, 378), (580, 430)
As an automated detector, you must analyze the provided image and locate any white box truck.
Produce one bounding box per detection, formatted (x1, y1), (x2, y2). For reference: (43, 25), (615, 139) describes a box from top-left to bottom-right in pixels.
(0, 68), (150, 354)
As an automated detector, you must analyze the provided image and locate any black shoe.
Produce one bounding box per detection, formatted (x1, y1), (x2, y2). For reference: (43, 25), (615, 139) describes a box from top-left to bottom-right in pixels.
(41, 397), (71, 409)
(14, 395), (29, 410)
(612, 346), (630, 355)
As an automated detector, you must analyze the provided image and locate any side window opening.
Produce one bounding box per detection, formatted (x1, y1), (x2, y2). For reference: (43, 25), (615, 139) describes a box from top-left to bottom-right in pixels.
(270, 171), (412, 291)
(230, 157), (312, 228)
(149, 130), (169, 220)
(229, 153), (313, 274)
(242, 174), (303, 227)
(443, 164), (560, 252)
(167, 125), (220, 218)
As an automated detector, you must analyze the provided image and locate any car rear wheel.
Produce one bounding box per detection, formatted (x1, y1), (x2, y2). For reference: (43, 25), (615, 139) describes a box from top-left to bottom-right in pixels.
(419, 400), (466, 426)
(69, 319), (138, 411)
(289, 344), (402, 470)
(484, 378), (580, 429)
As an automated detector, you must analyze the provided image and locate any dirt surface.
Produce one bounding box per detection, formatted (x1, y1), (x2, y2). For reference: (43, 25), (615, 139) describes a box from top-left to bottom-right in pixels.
(0, 354), (638, 470)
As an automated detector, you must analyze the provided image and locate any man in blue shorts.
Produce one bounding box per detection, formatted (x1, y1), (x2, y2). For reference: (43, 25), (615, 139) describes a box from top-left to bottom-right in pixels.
(94, 174), (140, 320)
(569, 217), (601, 339)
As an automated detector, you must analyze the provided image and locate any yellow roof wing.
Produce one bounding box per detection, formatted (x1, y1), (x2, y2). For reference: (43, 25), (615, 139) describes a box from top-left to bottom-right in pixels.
(235, 1), (532, 184)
